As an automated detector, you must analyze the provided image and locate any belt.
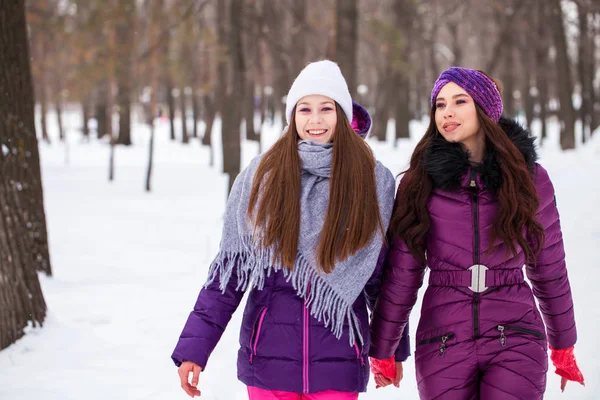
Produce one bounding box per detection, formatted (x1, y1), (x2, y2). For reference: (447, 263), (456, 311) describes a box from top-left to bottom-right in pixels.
(428, 265), (524, 293)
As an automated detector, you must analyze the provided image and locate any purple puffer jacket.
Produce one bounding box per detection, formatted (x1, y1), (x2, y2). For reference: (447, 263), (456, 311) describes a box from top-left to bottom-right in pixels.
(370, 118), (577, 400)
(172, 102), (410, 394)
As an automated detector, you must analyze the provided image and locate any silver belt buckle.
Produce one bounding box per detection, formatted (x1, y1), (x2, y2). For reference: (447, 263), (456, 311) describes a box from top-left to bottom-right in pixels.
(468, 264), (489, 293)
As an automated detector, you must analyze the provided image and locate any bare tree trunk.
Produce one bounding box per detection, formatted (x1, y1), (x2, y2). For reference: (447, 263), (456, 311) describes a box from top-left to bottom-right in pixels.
(202, 95), (216, 166)
(291, 0), (307, 77)
(192, 91), (199, 138)
(263, 1), (289, 126)
(392, 0), (415, 142)
(577, 2), (592, 142)
(55, 89), (65, 141)
(591, 12), (599, 134)
(36, 33), (50, 144)
(535, 1), (550, 142)
(372, 72), (391, 141)
(222, 0), (244, 194)
(245, 81), (258, 142)
(107, 18), (116, 181)
(166, 77), (176, 141)
(116, 0), (135, 146)
(501, 46), (516, 118)
(335, 0), (358, 97)
(394, 75), (410, 142)
(180, 86), (189, 144)
(448, 22), (463, 66)
(0, 0), (49, 349)
(95, 83), (107, 139)
(549, 0), (576, 149)
(82, 95), (91, 139)
(146, 0), (161, 192)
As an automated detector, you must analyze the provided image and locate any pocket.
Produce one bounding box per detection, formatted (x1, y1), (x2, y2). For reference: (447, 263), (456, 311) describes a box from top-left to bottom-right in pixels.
(497, 324), (544, 347)
(249, 307), (268, 364)
(416, 332), (455, 356)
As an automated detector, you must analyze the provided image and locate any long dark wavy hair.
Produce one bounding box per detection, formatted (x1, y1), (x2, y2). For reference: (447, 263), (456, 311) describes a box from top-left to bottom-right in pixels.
(389, 80), (545, 265)
(247, 103), (384, 273)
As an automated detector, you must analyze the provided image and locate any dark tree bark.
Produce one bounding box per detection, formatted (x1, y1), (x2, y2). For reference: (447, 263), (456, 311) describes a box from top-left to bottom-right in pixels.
(116, 0), (135, 146)
(180, 86), (189, 144)
(335, 0), (358, 97)
(535, 1), (550, 142)
(591, 12), (599, 134)
(245, 81), (258, 142)
(166, 77), (176, 141)
(35, 31), (50, 144)
(0, 0), (49, 350)
(549, 0), (576, 149)
(371, 71), (391, 141)
(201, 94), (216, 166)
(191, 91), (199, 139)
(55, 89), (65, 141)
(263, 1), (290, 126)
(501, 45), (516, 118)
(291, 0), (307, 77)
(82, 94), (91, 139)
(95, 84), (107, 139)
(392, 0), (415, 142)
(222, 0), (244, 195)
(577, 2), (592, 142)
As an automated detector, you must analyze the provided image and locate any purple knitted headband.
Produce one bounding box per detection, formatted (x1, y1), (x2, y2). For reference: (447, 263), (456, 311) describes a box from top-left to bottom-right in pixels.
(430, 67), (503, 122)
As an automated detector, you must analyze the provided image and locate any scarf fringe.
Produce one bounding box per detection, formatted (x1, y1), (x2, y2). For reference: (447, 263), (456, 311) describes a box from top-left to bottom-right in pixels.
(205, 235), (364, 347)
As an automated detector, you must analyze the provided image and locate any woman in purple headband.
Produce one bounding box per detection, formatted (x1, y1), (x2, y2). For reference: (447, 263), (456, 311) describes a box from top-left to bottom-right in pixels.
(368, 67), (584, 399)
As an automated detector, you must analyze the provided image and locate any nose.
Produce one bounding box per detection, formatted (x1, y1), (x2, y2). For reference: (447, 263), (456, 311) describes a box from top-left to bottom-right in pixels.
(443, 106), (454, 119)
(309, 111), (322, 123)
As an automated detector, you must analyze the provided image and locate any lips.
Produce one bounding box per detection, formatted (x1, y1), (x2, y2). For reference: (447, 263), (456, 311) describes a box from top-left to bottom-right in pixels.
(443, 122), (460, 132)
(307, 129), (327, 136)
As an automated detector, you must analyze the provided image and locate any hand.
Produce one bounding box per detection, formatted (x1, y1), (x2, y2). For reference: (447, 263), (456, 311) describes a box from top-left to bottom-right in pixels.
(178, 361), (202, 397)
(561, 377), (567, 392)
(374, 362), (403, 389)
(549, 345), (584, 391)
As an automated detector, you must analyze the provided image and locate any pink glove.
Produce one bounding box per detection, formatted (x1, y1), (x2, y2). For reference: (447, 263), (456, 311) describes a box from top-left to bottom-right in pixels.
(369, 356), (395, 381)
(550, 346), (584, 385)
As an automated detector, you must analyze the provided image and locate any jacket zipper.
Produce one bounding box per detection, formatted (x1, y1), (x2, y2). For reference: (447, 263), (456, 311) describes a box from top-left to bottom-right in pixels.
(249, 307), (267, 364)
(469, 169), (481, 338)
(416, 333), (455, 356)
(353, 322), (366, 366)
(303, 284), (310, 393)
(497, 324), (544, 346)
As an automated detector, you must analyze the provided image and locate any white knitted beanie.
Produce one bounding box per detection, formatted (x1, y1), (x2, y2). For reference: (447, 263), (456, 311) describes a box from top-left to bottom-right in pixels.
(285, 60), (353, 124)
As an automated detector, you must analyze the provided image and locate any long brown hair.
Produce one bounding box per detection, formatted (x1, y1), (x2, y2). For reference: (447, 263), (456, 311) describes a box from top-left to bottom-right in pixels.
(248, 103), (384, 273)
(390, 86), (545, 265)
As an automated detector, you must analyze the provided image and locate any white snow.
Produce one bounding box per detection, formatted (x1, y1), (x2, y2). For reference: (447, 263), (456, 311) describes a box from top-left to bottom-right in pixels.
(0, 109), (598, 399)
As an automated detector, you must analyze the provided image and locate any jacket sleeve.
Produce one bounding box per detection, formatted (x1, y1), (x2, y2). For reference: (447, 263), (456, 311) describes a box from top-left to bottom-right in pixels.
(171, 167), (251, 370)
(525, 164), (577, 350)
(364, 245), (411, 361)
(369, 234), (425, 360)
(171, 259), (246, 371)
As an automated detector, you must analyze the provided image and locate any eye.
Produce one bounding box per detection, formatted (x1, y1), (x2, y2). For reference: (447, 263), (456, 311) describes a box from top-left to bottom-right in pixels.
(298, 108), (311, 113)
(435, 103), (445, 109)
(456, 99), (467, 105)
(321, 107), (333, 112)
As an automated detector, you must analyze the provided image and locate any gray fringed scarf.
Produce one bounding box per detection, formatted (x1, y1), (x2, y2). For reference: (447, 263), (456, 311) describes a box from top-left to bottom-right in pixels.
(206, 141), (395, 347)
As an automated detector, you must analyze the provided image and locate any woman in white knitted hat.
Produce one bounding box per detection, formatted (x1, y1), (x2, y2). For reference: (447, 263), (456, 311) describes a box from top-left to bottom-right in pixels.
(171, 60), (408, 399)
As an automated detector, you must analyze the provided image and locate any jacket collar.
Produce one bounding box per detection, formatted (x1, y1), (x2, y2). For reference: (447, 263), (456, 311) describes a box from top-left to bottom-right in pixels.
(423, 117), (538, 193)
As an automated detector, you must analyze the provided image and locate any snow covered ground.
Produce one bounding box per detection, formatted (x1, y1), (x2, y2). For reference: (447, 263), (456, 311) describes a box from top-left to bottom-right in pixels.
(0, 110), (598, 399)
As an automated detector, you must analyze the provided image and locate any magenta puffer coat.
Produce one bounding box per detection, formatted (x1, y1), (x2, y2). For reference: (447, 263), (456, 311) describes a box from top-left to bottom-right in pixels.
(370, 118), (577, 400)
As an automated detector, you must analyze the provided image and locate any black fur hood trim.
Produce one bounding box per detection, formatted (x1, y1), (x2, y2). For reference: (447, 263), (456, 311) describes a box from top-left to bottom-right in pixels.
(423, 117), (538, 193)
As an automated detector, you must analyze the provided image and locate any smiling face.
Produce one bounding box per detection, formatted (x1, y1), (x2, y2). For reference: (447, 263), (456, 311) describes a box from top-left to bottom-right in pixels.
(294, 94), (337, 144)
(434, 82), (482, 149)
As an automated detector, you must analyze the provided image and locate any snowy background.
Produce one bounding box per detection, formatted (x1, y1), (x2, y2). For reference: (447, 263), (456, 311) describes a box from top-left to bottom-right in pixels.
(0, 109), (598, 399)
